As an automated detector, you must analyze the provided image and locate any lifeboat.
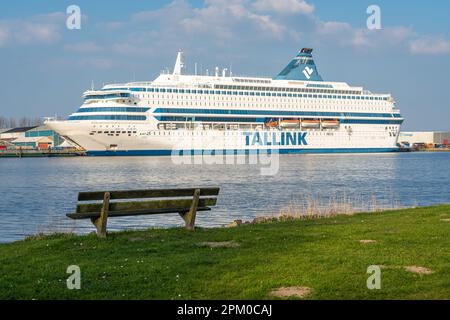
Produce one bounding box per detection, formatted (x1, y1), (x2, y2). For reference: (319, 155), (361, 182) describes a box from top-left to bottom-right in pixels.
(265, 120), (279, 128)
(279, 119), (300, 129)
(321, 120), (340, 128)
(301, 120), (320, 128)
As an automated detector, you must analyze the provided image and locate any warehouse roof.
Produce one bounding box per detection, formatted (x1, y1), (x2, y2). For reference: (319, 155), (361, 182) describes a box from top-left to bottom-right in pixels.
(2, 126), (38, 134)
(12, 136), (52, 143)
(26, 125), (53, 132)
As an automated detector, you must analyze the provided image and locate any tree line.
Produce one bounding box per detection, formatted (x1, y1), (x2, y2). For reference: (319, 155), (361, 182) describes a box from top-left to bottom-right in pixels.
(0, 116), (44, 129)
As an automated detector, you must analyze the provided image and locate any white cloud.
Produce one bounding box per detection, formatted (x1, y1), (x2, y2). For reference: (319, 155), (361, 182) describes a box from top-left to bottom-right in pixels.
(410, 37), (450, 55)
(253, 0), (314, 15)
(4, 0), (448, 61)
(178, 0), (289, 41)
(314, 20), (418, 53)
(0, 13), (64, 46)
(96, 0), (296, 58)
(94, 0), (449, 60)
(247, 13), (287, 39)
(352, 26), (415, 50)
(15, 23), (61, 44)
(316, 21), (352, 35)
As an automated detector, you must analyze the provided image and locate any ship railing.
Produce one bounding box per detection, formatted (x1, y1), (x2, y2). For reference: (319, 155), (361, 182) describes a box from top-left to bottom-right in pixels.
(103, 82), (218, 91)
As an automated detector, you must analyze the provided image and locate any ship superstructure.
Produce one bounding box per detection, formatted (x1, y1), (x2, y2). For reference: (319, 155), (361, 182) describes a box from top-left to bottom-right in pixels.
(46, 48), (403, 155)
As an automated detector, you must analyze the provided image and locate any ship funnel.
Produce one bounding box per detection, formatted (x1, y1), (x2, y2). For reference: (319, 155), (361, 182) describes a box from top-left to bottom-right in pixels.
(274, 48), (323, 81)
(173, 51), (184, 75)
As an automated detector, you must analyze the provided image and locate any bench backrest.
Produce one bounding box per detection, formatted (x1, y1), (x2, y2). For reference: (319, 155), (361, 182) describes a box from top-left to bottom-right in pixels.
(75, 187), (220, 216)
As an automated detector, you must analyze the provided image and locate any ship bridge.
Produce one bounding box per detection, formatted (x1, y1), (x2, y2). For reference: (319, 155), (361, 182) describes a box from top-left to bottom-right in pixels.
(274, 48), (323, 82)
(82, 89), (137, 105)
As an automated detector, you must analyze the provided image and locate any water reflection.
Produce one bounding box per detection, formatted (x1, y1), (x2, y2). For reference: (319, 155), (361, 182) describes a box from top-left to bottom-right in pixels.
(0, 152), (449, 242)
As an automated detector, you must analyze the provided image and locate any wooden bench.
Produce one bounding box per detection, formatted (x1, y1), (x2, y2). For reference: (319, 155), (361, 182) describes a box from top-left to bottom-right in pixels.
(67, 187), (220, 238)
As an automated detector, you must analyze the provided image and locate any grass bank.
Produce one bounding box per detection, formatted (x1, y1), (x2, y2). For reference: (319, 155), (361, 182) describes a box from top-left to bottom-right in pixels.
(0, 206), (449, 300)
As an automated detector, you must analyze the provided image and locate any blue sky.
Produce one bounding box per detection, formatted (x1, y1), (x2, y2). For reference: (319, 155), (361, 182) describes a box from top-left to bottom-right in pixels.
(1, 0), (450, 130)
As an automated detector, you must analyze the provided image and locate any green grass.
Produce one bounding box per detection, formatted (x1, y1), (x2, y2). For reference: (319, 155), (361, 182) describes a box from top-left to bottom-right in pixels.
(0, 206), (449, 300)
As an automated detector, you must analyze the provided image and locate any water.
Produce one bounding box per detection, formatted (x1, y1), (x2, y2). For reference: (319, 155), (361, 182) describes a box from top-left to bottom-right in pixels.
(0, 152), (449, 243)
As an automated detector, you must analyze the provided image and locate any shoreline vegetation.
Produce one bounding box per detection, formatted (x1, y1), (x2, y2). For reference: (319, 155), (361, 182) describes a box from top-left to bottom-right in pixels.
(0, 205), (449, 299)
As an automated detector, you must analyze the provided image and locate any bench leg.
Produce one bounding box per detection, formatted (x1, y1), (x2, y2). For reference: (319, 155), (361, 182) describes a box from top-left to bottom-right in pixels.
(91, 192), (110, 238)
(179, 188), (200, 230)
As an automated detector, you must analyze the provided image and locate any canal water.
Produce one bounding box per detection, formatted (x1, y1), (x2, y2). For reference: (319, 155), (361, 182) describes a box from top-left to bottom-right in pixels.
(0, 152), (449, 243)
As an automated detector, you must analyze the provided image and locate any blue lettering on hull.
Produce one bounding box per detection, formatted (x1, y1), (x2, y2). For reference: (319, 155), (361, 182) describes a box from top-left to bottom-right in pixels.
(244, 131), (308, 146)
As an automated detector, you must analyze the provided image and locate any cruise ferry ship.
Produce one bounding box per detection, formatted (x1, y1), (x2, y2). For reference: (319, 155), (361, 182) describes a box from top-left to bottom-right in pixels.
(46, 48), (403, 156)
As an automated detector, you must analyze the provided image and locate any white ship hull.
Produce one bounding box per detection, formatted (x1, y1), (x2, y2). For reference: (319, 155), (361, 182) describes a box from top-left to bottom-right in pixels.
(46, 48), (403, 156)
(47, 120), (400, 156)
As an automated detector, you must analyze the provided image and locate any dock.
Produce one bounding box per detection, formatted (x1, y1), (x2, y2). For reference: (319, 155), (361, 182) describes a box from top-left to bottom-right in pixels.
(0, 149), (86, 158)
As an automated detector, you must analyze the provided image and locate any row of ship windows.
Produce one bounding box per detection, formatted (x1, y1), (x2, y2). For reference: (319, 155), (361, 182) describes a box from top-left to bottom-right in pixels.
(90, 131), (395, 137)
(73, 106), (400, 119)
(85, 93), (131, 100)
(151, 101), (389, 113)
(82, 96), (389, 111)
(155, 108), (402, 119)
(214, 85), (357, 95)
(103, 87), (386, 100)
(137, 95), (388, 104)
(69, 115), (146, 121)
(71, 107), (401, 119)
(82, 100), (390, 114)
(76, 107), (150, 113)
(139, 132), (396, 138)
(159, 124), (398, 131)
(68, 114), (403, 125)
(126, 86), (364, 96)
(89, 130), (137, 137)
(138, 98), (389, 111)
(143, 131), (342, 136)
(130, 90), (387, 101)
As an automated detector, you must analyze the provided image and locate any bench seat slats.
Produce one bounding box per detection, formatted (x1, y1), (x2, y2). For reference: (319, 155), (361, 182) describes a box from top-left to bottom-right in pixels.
(78, 188), (220, 201)
(76, 198), (217, 214)
(67, 207), (212, 220)
(68, 187), (220, 236)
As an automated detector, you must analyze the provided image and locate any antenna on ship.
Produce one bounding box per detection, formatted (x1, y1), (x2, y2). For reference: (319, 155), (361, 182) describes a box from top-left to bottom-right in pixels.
(173, 50), (184, 75)
(91, 80), (94, 90)
(194, 62), (198, 75)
